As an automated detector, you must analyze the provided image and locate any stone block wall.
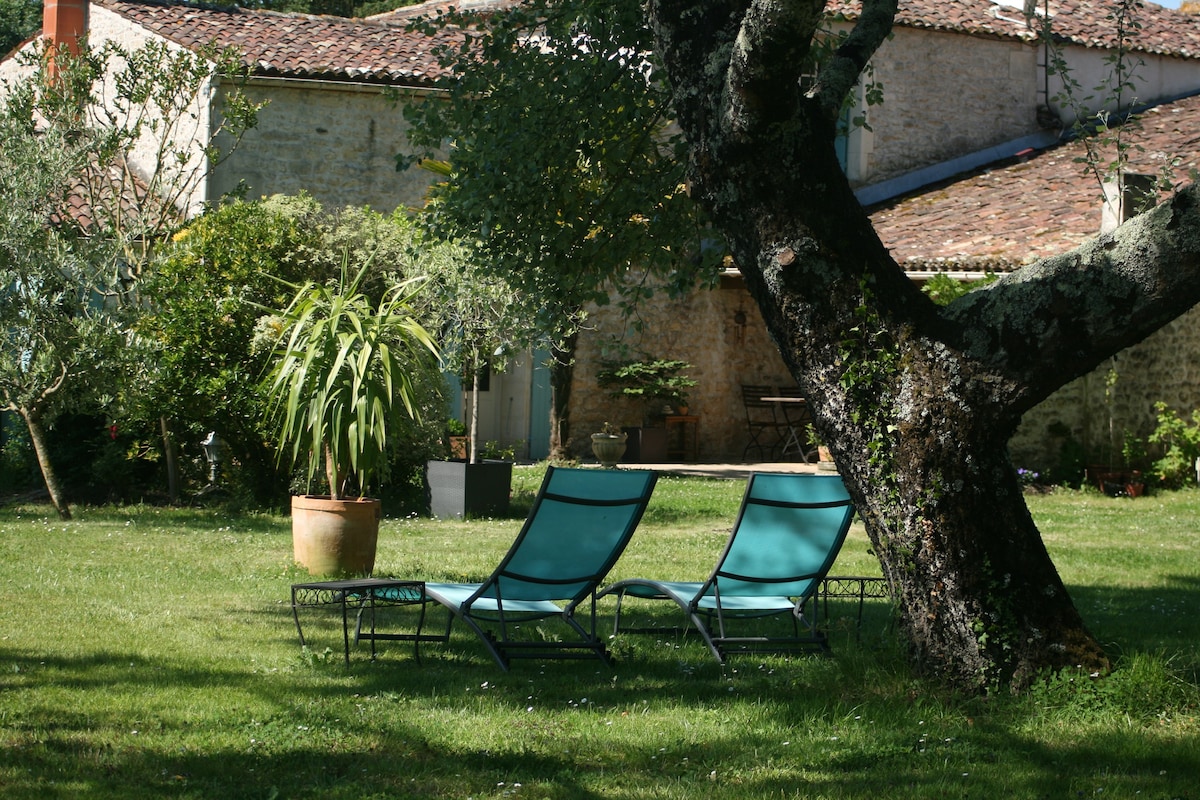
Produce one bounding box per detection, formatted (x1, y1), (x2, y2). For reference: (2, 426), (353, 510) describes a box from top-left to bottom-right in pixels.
(573, 275), (1200, 471)
(570, 274), (795, 461)
(209, 82), (434, 214)
(1010, 305), (1200, 474)
(847, 28), (1040, 186)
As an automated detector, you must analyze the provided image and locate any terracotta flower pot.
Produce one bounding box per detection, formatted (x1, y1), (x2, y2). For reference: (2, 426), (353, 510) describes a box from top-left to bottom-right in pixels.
(291, 495), (380, 576)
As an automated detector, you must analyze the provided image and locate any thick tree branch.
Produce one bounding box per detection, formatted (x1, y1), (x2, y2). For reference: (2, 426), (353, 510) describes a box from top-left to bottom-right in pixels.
(723, 0), (824, 133)
(946, 185), (1200, 408)
(646, 0), (741, 144)
(812, 0), (897, 121)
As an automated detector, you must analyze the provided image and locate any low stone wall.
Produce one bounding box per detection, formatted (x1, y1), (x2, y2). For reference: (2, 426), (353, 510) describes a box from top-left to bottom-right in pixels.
(1010, 305), (1200, 474)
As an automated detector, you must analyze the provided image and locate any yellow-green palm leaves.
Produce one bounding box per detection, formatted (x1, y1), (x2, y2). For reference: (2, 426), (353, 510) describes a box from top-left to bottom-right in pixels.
(263, 259), (438, 499)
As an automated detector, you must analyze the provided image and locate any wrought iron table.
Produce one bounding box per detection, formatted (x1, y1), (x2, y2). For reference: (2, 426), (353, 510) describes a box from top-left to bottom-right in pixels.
(760, 395), (815, 462)
(817, 575), (891, 634)
(291, 578), (428, 666)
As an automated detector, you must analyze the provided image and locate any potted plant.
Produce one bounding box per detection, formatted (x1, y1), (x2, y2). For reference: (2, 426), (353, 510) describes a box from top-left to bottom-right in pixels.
(261, 259), (438, 575)
(421, 243), (531, 518)
(597, 358), (697, 416)
(590, 422), (628, 468)
(811, 429), (837, 472)
(446, 417), (468, 459)
(597, 358), (697, 463)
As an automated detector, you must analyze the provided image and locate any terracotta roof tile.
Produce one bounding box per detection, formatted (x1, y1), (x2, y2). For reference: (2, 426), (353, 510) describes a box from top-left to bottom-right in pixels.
(95, 1), (1200, 87)
(830, 0), (1200, 59)
(370, 0), (519, 22)
(88, 0), (1200, 272)
(95, 0), (461, 85)
(869, 92), (1200, 271)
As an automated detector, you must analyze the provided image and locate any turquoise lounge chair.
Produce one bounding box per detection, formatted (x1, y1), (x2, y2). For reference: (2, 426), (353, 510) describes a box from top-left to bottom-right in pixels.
(375, 466), (657, 670)
(599, 473), (854, 662)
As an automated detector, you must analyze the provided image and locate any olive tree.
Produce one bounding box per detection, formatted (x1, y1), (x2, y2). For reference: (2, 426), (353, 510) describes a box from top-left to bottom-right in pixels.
(0, 40), (259, 517)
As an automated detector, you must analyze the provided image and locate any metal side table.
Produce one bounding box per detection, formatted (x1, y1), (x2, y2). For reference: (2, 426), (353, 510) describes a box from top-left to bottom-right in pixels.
(817, 576), (891, 636)
(291, 578), (427, 666)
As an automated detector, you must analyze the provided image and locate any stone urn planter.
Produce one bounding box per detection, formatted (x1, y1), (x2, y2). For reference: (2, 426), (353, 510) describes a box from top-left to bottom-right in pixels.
(591, 431), (628, 469)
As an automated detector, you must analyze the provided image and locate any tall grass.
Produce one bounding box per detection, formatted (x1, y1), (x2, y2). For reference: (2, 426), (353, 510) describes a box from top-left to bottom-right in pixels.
(1, 469), (1198, 799)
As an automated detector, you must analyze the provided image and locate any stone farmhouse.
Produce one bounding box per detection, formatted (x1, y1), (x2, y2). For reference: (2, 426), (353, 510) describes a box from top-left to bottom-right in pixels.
(574, 0), (1200, 471)
(6, 0), (1200, 470)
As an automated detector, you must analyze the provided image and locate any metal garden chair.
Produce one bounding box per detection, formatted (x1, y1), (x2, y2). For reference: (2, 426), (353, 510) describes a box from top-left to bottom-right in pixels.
(599, 473), (854, 662)
(371, 466), (658, 670)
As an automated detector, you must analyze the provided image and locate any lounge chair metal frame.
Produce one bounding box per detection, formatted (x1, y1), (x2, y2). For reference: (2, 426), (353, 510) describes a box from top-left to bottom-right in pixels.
(369, 466), (657, 670)
(599, 473), (854, 662)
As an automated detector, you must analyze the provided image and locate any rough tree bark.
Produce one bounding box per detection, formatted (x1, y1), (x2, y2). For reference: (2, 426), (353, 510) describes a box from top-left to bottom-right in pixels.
(548, 332), (577, 461)
(648, 0), (1200, 690)
(17, 406), (71, 520)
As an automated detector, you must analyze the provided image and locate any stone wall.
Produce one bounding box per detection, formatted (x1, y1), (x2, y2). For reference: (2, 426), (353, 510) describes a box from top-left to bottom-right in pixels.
(572, 274), (1200, 470)
(844, 26), (1200, 188)
(570, 274), (795, 461)
(1010, 305), (1200, 474)
(209, 82), (434, 213)
(0, 6), (437, 217)
(846, 28), (1040, 186)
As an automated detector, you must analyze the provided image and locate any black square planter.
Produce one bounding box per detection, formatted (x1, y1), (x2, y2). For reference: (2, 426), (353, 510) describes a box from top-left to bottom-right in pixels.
(427, 460), (513, 519)
(620, 427), (667, 463)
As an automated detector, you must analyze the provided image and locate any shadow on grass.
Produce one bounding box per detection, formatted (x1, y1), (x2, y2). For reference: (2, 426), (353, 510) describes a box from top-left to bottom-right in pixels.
(3, 584), (1199, 800)
(1071, 574), (1200, 677)
(5, 628), (1198, 800)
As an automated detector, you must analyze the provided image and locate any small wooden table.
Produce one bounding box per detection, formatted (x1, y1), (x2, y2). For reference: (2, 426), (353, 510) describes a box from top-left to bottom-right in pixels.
(664, 415), (699, 461)
(291, 578), (428, 666)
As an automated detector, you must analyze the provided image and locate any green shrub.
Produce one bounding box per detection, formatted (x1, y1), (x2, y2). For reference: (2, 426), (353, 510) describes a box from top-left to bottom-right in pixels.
(920, 272), (999, 305)
(1148, 401), (1200, 488)
(132, 195), (449, 507)
(0, 412), (36, 493)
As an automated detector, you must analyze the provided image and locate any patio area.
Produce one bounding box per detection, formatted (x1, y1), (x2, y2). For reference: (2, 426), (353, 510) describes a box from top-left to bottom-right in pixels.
(623, 461), (824, 480)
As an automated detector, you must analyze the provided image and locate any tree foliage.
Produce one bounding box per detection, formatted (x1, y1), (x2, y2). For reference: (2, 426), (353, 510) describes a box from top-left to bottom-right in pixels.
(401, 0), (720, 456)
(133, 197), (325, 502)
(138, 196), (450, 503)
(0, 39), (258, 517)
(402, 0), (717, 334)
(0, 84), (123, 518)
(0, 0), (38, 57)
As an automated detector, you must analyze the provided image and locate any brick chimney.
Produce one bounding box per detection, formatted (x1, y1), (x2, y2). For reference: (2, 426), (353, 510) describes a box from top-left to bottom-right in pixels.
(43, 0), (88, 57)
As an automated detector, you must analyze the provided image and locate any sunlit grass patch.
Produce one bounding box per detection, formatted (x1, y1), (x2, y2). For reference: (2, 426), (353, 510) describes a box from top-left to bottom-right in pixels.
(1, 480), (1198, 798)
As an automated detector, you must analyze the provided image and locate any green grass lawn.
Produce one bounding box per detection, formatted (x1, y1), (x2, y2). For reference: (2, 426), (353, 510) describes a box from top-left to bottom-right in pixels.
(2, 467), (1199, 799)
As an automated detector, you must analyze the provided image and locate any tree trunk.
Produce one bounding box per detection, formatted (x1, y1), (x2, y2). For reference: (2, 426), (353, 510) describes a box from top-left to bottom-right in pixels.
(160, 416), (180, 505)
(324, 442), (342, 501)
(648, 0), (1200, 690)
(548, 331), (577, 461)
(469, 367), (481, 464)
(18, 406), (71, 521)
